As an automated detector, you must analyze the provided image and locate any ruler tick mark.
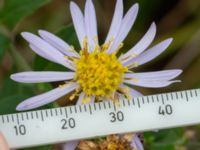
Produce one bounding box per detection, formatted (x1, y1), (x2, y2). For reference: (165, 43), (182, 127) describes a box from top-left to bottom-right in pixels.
(113, 104), (117, 111)
(103, 102), (106, 109)
(132, 99), (135, 105)
(79, 105), (82, 113)
(31, 112), (34, 119)
(185, 91), (189, 102)
(26, 112), (29, 120)
(98, 103), (101, 110)
(94, 103), (97, 111)
(40, 111), (44, 121)
(21, 113), (24, 121)
(11, 115), (14, 122)
(16, 113), (20, 124)
(161, 95), (165, 105)
(84, 104), (87, 112)
(50, 109), (53, 116)
(6, 115), (9, 123)
(142, 97), (145, 104)
(59, 108), (63, 115)
(1, 115), (5, 123)
(74, 106), (77, 113)
(89, 104), (92, 114)
(195, 90), (198, 97)
(69, 107), (72, 114)
(147, 96), (150, 103)
(137, 98), (141, 108)
(45, 110), (48, 117)
(55, 109), (58, 116)
(64, 107), (68, 118)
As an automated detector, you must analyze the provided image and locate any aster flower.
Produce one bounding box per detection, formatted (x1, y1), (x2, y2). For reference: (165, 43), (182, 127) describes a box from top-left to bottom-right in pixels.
(11, 0), (182, 149)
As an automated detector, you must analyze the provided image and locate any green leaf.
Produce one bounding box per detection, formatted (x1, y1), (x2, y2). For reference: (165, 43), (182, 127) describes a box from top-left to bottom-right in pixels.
(150, 144), (175, 150)
(0, 0), (51, 29)
(33, 24), (79, 71)
(56, 24), (80, 49)
(0, 33), (9, 59)
(0, 78), (54, 115)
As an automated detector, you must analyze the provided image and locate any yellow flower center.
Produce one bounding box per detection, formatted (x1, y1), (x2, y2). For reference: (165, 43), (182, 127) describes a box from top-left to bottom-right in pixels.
(75, 50), (127, 97)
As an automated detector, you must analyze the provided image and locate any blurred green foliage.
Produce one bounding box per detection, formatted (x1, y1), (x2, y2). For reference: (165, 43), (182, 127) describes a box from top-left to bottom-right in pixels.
(0, 0), (200, 150)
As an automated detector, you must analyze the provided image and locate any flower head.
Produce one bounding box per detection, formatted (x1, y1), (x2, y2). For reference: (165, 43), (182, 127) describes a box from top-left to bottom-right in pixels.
(11, 0), (182, 111)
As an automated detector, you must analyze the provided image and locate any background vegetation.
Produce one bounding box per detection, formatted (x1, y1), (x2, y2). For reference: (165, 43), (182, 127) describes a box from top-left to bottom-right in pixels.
(0, 0), (200, 149)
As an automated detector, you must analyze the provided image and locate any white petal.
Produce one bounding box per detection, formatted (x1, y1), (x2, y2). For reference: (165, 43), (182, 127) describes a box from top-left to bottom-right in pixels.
(105, 0), (123, 43)
(62, 141), (79, 150)
(21, 32), (75, 71)
(119, 22), (156, 60)
(11, 71), (75, 83)
(123, 38), (173, 68)
(76, 93), (95, 105)
(124, 79), (180, 88)
(76, 92), (85, 105)
(38, 30), (80, 57)
(107, 3), (139, 54)
(70, 2), (86, 48)
(84, 0), (98, 52)
(131, 135), (144, 150)
(120, 84), (143, 97)
(16, 83), (78, 111)
(124, 70), (182, 81)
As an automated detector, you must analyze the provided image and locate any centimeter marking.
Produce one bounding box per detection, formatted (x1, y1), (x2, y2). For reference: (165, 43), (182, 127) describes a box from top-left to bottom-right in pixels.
(0, 89), (200, 149)
(0, 89), (199, 124)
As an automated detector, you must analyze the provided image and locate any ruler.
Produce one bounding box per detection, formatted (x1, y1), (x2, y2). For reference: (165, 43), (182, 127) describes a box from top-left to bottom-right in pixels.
(0, 89), (200, 149)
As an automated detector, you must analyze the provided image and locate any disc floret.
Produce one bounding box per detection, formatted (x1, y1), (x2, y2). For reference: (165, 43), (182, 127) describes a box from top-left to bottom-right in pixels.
(75, 50), (127, 98)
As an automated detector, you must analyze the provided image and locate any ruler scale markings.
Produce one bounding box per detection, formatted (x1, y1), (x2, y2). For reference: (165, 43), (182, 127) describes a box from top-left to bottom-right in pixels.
(6, 115), (9, 123)
(189, 90), (192, 97)
(180, 91), (183, 99)
(147, 96), (150, 103)
(122, 98), (125, 107)
(16, 113), (20, 124)
(1, 88), (200, 149)
(64, 107), (68, 118)
(98, 102), (101, 110)
(161, 94), (165, 105)
(59, 108), (63, 116)
(141, 97), (144, 104)
(11, 114), (14, 122)
(194, 90), (198, 97)
(25, 112), (29, 120)
(113, 103), (117, 111)
(30, 112), (34, 119)
(84, 104), (87, 112)
(103, 102), (106, 109)
(79, 105), (82, 113)
(40, 111), (44, 121)
(108, 101), (111, 108)
(1, 115), (4, 123)
(185, 91), (189, 102)
(45, 110), (48, 117)
(137, 98), (141, 108)
(151, 96), (155, 103)
(170, 92), (174, 100)
(74, 106), (77, 114)
(55, 108), (58, 116)
(132, 98), (135, 105)
(69, 106), (72, 114)
(35, 111), (39, 119)
(21, 113), (24, 121)
(89, 104), (92, 114)
(93, 103), (97, 111)
(166, 93), (169, 101)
